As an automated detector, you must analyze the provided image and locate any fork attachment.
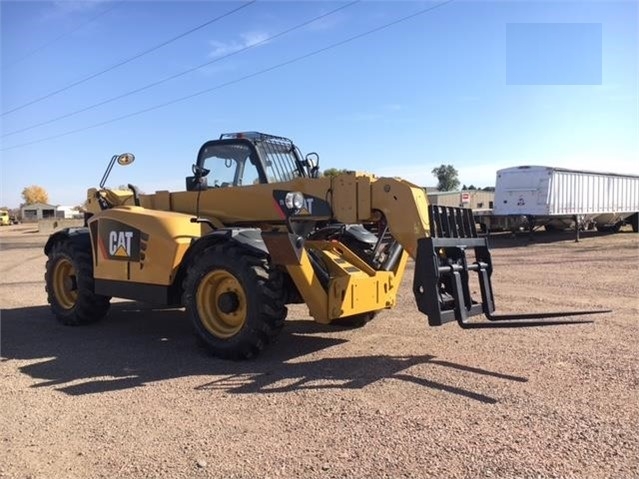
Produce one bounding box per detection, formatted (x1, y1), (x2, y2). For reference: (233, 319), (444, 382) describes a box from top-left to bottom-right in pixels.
(413, 206), (610, 328)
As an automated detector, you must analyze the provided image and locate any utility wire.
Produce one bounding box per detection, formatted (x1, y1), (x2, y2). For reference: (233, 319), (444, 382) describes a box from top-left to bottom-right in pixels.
(2, 3), (120, 70)
(1, 0), (454, 152)
(0, 1), (256, 117)
(2, 1), (360, 139)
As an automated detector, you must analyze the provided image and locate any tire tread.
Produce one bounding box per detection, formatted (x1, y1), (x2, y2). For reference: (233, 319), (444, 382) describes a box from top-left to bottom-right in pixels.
(182, 242), (287, 360)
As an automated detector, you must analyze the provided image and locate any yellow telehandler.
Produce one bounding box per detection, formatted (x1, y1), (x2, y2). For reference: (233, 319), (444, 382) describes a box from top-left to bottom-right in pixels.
(44, 132), (608, 358)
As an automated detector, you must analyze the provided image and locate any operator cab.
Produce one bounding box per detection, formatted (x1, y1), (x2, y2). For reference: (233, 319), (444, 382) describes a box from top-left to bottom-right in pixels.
(186, 132), (319, 191)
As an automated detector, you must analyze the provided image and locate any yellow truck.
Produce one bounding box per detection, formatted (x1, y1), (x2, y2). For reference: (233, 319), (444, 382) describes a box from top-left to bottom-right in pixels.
(0, 210), (11, 226)
(43, 132), (609, 359)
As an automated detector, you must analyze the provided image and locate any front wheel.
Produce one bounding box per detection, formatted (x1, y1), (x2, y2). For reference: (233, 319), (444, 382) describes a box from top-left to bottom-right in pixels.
(45, 240), (110, 325)
(182, 243), (287, 359)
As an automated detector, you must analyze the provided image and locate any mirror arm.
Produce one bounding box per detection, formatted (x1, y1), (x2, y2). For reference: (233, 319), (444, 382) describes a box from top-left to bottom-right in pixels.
(99, 152), (135, 189)
(99, 155), (118, 189)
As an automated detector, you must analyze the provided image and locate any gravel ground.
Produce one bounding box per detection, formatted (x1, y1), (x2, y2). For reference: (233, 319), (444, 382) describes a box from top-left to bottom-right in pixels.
(1, 224), (637, 479)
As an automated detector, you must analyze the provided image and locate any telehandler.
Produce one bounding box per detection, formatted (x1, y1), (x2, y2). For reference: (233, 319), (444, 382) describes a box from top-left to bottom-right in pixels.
(44, 132), (608, 358)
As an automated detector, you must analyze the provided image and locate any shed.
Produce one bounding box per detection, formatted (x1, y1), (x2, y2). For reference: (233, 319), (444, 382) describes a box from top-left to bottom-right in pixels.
(21, 203), (57, 222)
(427, 190), (495, 210)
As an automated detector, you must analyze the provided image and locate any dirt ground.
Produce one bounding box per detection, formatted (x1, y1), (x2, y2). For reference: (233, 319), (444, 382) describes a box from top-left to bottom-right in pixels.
(1, 224), (637, 479)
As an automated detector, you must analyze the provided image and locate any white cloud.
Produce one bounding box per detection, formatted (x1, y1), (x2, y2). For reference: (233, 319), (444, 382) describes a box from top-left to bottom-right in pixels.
(209, 31), (270, 58)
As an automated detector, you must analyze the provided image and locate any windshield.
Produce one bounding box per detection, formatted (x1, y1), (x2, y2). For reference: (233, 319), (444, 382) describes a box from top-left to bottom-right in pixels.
(200, 143), (260, 187)
(255, 137), (303, 183)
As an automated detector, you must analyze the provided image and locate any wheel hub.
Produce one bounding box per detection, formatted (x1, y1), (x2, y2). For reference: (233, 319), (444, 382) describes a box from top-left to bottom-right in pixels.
(52, 258), (78, 310)
(196, 270), (247, 338)
(217, 291), (240, 314)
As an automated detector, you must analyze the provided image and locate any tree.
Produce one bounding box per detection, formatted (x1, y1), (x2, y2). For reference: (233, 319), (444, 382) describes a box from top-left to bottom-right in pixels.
(482, 186), (495, 192)
(431, 165), (460, 191)
(322, 168), (350, 177)
(21, 185), (49, 205)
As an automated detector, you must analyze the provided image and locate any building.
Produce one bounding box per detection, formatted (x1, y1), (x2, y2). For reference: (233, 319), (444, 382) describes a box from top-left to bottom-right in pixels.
(56, 205), (83, 219)
(21, 203), (57, 222)
(427, 190), (495, 211)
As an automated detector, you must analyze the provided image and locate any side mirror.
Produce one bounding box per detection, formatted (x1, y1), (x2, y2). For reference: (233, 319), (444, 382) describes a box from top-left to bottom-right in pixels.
(192, 164), (210, 178)
(305, 152), (320, 178)
(99, 152), (136, 188)
(186, 176), (208, 191)
(117, 153), (135, 166)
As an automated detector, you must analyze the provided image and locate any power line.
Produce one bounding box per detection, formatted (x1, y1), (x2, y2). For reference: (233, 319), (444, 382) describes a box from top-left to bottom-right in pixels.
(1, 1), (360, 139)
(2, 3), (120, 70)
(1, 0), (454, 152)
(0, 1), (256, 117)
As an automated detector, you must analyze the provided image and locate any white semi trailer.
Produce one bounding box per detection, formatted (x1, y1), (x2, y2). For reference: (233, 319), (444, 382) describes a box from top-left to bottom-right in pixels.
(491, 166), (639, 233)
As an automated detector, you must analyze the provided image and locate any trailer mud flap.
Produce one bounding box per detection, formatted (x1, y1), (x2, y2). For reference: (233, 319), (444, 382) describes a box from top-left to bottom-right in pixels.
(413, 206), (610, 328)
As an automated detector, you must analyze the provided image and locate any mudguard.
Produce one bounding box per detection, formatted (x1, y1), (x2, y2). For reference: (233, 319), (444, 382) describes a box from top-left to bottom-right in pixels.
(44, 228), (91, 255)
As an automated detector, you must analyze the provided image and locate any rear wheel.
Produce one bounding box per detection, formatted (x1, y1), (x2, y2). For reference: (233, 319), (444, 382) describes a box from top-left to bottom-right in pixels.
(45, 240), (110, 325)
(183, 243), (287, 359)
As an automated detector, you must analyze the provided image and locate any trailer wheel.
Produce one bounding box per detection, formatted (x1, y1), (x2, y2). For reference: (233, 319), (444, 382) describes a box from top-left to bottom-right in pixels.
(630, 213), (638, 233)
(596, 222), (622, 233)
(45, 239), (111, 325)
(183, 243), (287, 359)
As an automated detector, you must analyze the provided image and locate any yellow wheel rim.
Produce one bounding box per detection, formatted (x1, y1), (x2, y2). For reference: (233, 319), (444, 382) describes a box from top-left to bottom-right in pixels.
(196, 270), (247, 339)
(52, 258), (78, 310)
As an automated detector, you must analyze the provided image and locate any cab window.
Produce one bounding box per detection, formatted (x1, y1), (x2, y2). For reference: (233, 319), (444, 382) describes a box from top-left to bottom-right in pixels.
(200, 143), (260, 187)
(255, 139), (302, 183)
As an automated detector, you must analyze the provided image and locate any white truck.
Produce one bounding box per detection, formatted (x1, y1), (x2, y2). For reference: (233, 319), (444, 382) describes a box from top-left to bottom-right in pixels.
(491, 166), (639, 233)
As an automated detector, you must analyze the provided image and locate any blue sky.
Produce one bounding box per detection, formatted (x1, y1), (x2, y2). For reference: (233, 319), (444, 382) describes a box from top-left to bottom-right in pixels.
(1, 0), (637, 208)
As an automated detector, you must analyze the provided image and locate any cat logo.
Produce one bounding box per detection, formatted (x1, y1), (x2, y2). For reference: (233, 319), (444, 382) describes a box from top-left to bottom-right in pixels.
(109, 231), (134, 258)
(298, 198), (314, 215)
(95, 218), (142, 262)
(272, 190), (331, 219)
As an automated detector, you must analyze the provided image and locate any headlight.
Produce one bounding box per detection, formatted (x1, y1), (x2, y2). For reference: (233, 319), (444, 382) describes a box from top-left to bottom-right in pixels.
(285, 191), (304, 211)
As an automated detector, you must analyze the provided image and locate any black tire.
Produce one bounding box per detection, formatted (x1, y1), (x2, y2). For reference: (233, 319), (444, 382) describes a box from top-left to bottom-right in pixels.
(596, 222), (622, 233)
(182, 243), (287, 360)
(45, 239), (110, 325)
(630, 213), (638, 233)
